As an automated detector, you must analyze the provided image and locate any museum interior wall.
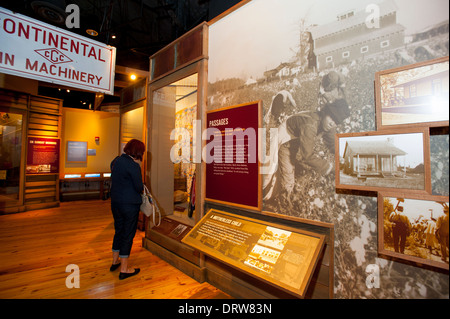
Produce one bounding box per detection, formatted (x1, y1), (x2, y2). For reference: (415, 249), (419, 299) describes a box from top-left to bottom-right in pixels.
(1, 76), (62, 213)
(2, 0), (448, 299)
(61, 108), (120, 176)
(0, 73), (122, 209)
(206, 0), (449, 298)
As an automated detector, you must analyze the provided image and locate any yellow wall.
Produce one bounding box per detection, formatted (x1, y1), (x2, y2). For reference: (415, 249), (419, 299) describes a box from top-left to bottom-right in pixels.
(61, 108), (120, 177)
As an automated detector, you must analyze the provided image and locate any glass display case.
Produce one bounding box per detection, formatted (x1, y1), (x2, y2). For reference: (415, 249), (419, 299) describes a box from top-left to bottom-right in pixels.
(152, 73), (198, 226)
(0, 109), (25, 211)
(144, 22), (208, 282)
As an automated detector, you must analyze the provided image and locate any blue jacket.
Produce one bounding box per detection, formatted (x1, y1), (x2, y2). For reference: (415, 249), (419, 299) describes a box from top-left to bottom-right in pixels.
(110, 154), (143, 204)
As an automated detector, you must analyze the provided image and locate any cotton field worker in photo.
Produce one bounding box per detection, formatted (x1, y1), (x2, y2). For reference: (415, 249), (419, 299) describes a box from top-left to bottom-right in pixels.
(263, 99), (350, 202)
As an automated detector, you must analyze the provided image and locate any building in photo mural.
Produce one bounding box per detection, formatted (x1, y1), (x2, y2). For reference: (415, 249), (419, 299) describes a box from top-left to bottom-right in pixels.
(208, 0), (449, 298)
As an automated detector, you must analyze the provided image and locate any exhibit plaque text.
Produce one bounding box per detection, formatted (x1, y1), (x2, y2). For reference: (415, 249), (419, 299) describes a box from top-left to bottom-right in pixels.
(182, 209), (325, 297)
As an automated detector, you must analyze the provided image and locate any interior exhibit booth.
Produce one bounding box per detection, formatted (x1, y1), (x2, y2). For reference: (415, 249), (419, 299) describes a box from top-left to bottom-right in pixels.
(0, 6), (146, 220)
(143, 0), (449, 299)
(0, 0), (448, 299)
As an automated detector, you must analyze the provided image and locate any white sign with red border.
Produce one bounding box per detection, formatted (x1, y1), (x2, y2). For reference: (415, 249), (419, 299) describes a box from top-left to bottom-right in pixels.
(0, 7), (116, 95)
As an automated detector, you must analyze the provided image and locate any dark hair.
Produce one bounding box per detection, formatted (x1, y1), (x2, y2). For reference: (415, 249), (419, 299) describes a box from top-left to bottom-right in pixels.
(321, 71), (340, 92)
(271, 93), (285, 118)
(124, 139), (145, 161)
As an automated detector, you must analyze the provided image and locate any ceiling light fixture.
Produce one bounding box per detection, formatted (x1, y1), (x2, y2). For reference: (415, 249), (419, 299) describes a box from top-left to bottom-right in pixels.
(30, 0), (67, 25)
(130, 74), (137, 80)
(86, 29), (98, 36)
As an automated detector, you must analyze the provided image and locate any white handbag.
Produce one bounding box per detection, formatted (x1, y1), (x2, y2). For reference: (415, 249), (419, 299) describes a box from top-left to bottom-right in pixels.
(140, 185), (161, 227)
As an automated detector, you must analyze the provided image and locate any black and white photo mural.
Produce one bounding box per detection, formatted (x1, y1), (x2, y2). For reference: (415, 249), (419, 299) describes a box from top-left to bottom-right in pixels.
(207, 0), (449, 298)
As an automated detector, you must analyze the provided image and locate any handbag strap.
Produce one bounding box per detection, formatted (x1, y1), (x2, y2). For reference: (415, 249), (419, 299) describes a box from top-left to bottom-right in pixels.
(143, 184), (161, 227)
(151, 200), (161, 227)
(143, 184), (150, 195)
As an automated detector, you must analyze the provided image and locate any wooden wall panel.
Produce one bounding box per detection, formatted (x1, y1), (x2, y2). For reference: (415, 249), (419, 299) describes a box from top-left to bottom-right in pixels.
(151, 46), (175, 81)
(0, 89), (28, 110)
(28, 98), (61, 137)
(176, 27), (203, 68)
(0, 89), (62, 213)
(30, 96), (61, 115)
(150, 22), (208, 81)
(25, 95), (62, 211)
(24, 172), (59, 210)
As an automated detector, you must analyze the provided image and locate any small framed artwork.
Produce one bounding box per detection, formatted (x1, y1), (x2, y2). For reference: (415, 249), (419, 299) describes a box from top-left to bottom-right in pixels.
(66, 141), (88, 163)
(335, 128), (431, 193)
(378, 192), (449, 271)
(375, 56), (449, 130)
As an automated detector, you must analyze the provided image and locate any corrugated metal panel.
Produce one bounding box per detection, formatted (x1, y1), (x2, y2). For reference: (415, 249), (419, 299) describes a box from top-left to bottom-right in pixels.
(27, 101), (61, 138)
(30, 96), (61, 115)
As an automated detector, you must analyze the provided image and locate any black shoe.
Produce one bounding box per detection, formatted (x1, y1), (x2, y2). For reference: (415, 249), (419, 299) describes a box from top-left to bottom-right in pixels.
(119, 268), (140, 280)
(110, 263), (121, 271)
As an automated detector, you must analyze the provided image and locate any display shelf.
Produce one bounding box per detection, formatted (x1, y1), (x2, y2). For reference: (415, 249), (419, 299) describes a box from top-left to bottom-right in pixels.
(59, 174), (110, 201)
(169, 213), (195, 227)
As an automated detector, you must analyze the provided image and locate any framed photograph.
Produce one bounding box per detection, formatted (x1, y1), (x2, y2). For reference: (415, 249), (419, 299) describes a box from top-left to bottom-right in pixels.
(378, 192), (449, 271)
(375, 56), (449, 130)
(66, 141), (88, 163)
(335, 128), (431, 193)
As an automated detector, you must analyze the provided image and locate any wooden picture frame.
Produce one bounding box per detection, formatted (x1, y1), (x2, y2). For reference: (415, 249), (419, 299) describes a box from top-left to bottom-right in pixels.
(378, 191), (449, 271)
(66, 141), (88, 163)
(182, 209), (325, 298)
(375, 56), (449, 130)
(335, 128), (431, 194)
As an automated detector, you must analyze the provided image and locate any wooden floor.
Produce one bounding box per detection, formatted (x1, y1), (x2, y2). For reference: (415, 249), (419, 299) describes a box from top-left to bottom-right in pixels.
(0, 200), (231, 299)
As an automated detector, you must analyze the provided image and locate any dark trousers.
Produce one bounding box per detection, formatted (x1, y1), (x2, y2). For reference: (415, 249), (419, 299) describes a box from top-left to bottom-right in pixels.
(111, 201), (140, 258)
(392, 226), (407, 254)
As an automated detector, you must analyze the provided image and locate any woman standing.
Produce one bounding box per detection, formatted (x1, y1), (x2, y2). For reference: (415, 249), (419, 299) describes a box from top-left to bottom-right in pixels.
(110, 139), (145, 280)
